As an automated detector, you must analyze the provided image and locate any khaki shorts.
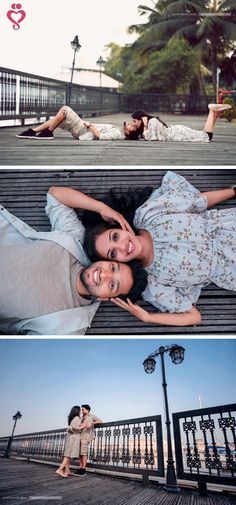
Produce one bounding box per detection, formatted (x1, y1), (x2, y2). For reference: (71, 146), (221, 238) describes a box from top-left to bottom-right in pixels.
(59, 106), (87, 139)
(80, 439), (90, 456)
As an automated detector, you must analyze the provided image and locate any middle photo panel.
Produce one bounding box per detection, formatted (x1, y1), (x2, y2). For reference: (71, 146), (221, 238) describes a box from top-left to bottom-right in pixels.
(0, 167), (236, 336)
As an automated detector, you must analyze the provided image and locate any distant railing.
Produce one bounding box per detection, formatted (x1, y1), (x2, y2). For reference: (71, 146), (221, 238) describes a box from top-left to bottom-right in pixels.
(173, 403), (236, 488)
(120, 92), (215, 114)
(0, 415), (164, 485)
(0, 67), (120, 124)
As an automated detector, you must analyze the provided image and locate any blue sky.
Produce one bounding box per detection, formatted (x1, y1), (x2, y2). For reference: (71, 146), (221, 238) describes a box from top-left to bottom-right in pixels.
(0, 339), (235, 437)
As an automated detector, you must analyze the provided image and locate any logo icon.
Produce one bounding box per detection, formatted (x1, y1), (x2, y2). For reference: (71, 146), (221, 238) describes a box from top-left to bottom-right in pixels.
(7, 3), (26, 30)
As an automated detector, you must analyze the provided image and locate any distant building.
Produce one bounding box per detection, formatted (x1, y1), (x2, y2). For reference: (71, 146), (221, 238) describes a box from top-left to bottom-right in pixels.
(54, 67), (121, 89)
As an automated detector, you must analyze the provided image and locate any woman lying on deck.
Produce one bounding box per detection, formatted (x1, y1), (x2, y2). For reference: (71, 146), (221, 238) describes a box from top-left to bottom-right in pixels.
(16, 103), (231, 142)
(49, 172), (236, 327)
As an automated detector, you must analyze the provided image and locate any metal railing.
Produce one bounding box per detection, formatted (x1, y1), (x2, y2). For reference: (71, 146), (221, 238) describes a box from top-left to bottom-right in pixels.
(0, 67), (120, 123)
(1, 66), (228, 125)
(173, 403), (236, 487)
(0, 415), (164, 485)
(120, 92), (215, 114)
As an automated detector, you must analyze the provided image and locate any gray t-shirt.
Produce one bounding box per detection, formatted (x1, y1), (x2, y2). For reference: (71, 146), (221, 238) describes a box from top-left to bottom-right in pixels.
(0, 241), (90, 319)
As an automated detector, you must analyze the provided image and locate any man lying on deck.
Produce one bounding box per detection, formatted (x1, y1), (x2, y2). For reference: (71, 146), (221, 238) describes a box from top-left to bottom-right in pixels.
(0, 190), (147, 335)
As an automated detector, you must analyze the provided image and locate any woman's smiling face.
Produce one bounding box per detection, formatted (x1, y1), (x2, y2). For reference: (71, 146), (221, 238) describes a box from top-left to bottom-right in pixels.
(95, 228), (142, 263)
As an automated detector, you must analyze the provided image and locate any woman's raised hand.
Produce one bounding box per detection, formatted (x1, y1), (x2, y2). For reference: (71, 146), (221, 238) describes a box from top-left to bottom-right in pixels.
(111, 298), (150, 322)
(100, 204), (135, 234)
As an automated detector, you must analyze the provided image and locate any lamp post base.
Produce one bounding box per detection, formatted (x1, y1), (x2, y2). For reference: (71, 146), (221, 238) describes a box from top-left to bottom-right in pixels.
(164, 484), (181, 493)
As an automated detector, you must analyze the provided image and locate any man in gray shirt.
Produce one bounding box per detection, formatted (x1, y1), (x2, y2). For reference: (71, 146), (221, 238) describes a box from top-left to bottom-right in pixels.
(0, 191), (147, 335)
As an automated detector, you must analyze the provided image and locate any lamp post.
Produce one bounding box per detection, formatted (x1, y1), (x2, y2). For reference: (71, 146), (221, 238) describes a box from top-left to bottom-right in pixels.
(96, 56), (106, 112)
(143, 344), (185, 492)
(67, 35), (81, 106)
(4, 411), (22, 458)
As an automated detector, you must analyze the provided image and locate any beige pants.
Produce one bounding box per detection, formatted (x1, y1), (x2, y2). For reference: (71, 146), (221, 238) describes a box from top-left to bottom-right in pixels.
(59, 106), (87, 139)
(80, 438), (90, 456)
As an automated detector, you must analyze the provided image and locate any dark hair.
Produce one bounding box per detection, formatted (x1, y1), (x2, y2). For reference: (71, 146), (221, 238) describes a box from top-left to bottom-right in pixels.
(124, 129), (141, 140)
(131, 109), (168, 133)
(122, 259), (148, 303)
(82, 404), (91, 412)
(68, 405), (81, 425)
(81, 186), (153, 231)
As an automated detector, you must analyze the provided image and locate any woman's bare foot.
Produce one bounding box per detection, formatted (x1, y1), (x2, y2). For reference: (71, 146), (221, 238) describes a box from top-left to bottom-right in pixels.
(56, 468), (68, 478)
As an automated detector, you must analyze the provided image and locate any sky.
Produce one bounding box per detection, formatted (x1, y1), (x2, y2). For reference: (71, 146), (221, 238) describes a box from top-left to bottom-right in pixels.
(0, 338), (235, 437)
(0, 0), (153, 78)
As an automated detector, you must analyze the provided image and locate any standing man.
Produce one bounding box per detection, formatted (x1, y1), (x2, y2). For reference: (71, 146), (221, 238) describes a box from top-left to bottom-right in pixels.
(78, 404), (102, 476)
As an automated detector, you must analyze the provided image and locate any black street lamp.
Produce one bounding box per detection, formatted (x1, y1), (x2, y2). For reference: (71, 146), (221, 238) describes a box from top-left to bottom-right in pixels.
(4, 411), (22, 458)
(96, 56), (106, 112)
(67, 35), (81, 106)
(96, 55), (106, 88)
(143, 344), (185, 492)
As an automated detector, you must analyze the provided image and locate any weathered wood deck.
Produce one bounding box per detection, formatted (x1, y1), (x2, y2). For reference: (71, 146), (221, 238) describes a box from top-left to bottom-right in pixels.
(0, 114), (235, 166)
(0, 459), (235, 505)
(0, 168), (236, 335)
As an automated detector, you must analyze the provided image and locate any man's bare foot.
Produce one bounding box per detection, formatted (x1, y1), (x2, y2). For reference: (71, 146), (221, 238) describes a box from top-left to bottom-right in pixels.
(56, 468), (68, 478)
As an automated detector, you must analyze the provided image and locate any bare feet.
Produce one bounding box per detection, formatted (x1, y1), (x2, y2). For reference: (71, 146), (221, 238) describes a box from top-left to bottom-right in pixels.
(208, 103), (232, 113)
(56, 468), (68, 478)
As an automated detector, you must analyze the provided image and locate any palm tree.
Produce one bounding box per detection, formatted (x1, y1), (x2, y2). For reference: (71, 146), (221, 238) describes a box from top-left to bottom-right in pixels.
(129, 0), (236, 93)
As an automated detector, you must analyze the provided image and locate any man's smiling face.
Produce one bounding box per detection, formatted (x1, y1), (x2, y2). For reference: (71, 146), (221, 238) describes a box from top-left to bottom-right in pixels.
(80, 261), (133, 298)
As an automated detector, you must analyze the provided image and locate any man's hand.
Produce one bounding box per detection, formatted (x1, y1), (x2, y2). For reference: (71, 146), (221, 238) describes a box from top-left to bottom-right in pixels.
(100, 204), (135, 234)
(111, 298), (150, 322)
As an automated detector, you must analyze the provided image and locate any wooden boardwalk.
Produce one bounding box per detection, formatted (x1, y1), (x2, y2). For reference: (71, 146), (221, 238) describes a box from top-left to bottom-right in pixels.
(0, 459), (235, 505)
(0, 168), (236, 335)
(0, 114), (235, 166)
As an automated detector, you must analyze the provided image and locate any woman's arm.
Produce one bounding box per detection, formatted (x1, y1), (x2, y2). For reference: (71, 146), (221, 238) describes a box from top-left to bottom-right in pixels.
(48, 186), (134, 233)
(201, 188), (235, 208)
(111, 298), (201, 326)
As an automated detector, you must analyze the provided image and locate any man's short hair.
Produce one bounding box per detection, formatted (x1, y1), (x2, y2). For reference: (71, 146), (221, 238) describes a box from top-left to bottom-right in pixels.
(82, 404), (91, 412)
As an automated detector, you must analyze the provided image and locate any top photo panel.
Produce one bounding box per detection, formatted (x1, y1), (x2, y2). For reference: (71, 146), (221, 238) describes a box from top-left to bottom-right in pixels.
(0, 0), (236, 166)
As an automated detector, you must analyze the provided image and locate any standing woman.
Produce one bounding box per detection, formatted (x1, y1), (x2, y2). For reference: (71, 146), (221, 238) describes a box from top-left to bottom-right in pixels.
(56, 405), (86, 477)
(129, 103), (232, 142)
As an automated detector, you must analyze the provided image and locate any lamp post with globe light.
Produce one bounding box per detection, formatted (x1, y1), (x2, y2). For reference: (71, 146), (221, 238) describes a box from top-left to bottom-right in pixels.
(4, 411), (22, 458)
(96, 56), (106, 112)
(67, 35), (81, 106)
(143, 344), (185, 492)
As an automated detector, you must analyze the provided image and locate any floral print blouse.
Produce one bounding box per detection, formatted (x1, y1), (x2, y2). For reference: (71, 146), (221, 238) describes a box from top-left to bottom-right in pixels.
(143, 117), (209, 142)
(133, 171), (236, 313)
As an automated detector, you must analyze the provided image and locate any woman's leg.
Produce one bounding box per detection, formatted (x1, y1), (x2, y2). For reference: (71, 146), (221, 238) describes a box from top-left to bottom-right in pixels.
(33, 107), (66, 133)
(56, 456), (70, 477)
(203, 109), (218, 134)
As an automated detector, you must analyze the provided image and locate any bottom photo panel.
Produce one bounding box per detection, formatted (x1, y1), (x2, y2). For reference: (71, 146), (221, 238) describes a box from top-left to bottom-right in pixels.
(0, 338), (236, 505)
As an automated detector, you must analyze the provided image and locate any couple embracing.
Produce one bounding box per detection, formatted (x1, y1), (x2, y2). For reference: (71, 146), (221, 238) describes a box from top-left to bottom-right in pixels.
(56, 404), (102, 478)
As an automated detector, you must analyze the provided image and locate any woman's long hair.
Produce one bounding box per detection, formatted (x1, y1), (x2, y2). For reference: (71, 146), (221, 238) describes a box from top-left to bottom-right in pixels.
(68, 405), (81, 426)
(131, 110), (168, 137)
(82, 185), (153, 261)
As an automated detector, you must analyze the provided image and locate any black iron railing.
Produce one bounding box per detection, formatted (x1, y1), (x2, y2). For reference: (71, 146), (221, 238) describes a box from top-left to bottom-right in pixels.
(0, 415), (164, 484)
(173, 403), (236, 487)
(1, 67), (225, 125)
(0, 67), (120, 122)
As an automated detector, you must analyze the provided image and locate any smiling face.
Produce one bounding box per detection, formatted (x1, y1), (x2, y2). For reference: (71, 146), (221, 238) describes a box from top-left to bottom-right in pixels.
(80, 260), (133, 298)
(95, 229), (142, 263)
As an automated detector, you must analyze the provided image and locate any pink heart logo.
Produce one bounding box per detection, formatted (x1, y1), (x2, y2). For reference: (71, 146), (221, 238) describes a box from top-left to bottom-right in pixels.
(7, 3), (26, 30)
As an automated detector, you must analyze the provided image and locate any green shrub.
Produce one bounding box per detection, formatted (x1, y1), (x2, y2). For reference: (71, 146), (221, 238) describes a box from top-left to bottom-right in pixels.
(222, 97), (236, 122)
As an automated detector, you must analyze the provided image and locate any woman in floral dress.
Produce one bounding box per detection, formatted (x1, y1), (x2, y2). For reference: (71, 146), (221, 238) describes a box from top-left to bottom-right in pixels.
(82, 171), (236, 327)
(56, 406), (87, 477)
(129, 103), (232, 142)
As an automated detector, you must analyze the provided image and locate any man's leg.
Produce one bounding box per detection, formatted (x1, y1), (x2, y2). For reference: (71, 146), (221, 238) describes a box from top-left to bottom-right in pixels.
(33, 107), (66, 133)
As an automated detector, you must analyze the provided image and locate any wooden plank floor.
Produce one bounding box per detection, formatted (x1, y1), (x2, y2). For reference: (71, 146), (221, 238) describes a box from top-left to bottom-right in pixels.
(0, 168), (236, 335)
(0, 114), (235, 166)
(0, 459), (235, 505)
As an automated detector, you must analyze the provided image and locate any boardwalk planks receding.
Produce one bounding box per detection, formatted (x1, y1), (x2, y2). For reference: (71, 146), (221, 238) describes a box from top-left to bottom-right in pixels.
(0, 114), (235, 166)
(0, 459), (235, 505)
